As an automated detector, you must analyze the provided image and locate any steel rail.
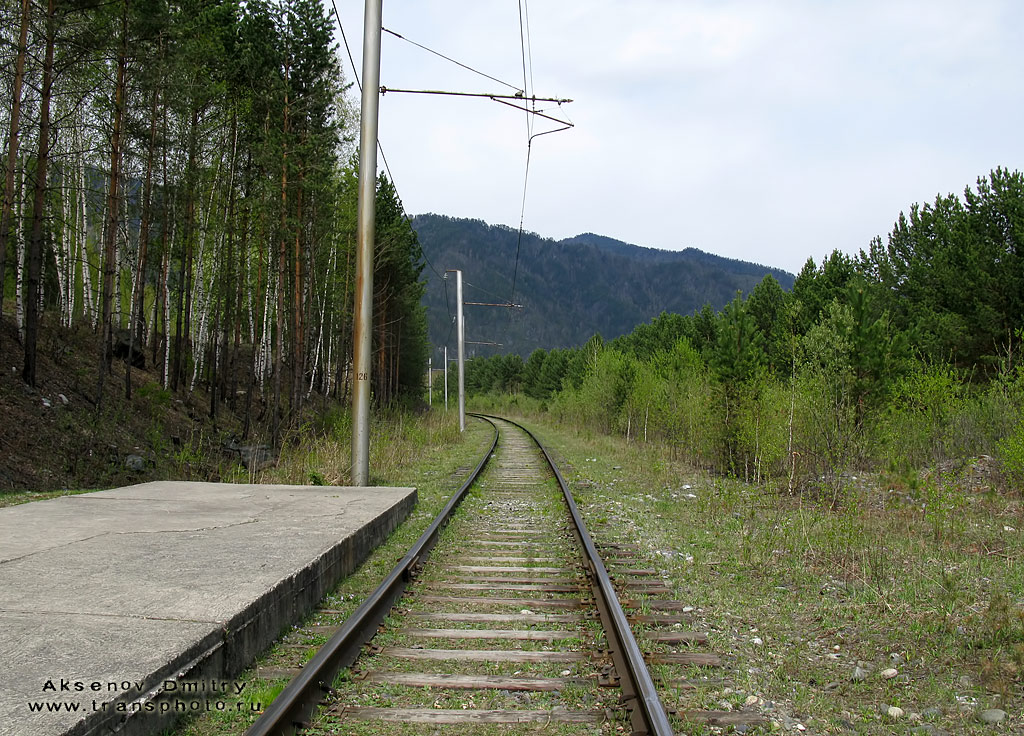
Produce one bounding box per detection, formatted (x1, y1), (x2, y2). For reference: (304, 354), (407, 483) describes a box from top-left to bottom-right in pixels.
(473, 413), (674, 736)
(243, 417), (500, 736)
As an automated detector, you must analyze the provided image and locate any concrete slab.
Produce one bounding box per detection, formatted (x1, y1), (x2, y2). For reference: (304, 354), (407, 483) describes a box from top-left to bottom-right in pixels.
(0, 481), (416, 736)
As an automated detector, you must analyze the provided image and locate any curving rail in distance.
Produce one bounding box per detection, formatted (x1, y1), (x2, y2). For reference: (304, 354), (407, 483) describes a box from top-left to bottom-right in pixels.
(244, 413), (672, 736)
(477, 413), (673, 736)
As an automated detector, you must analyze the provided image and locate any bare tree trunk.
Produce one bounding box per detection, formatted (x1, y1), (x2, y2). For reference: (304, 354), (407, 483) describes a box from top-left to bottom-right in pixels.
(376, 303), (386, 404)
(152, 105), (170, 369)
(291, 172), (303, 416)
(161, 225), (171, 389)
(189, 146), (226, 394)
(0, 0), (30, 348)
(22, 0), (56, 388)
(334, 242), (352, 401)
(214, 111), (238, 419)
(258, 242), (271, 391)
(56, 164), (72, 327)
(273, 68), (289, 446)
(14, 167), (25, 336)
(188, 238), (209, 392)
(229, 191), (247, 412)
(393, 316), (401, 402)
(113, 193), (127, 329)
(78, 163), (95, 327)
(172, 107), (199, 392)
(208, 307), (219, 419)
(273, 233), (284, 446)
(308, 239), (333, 398)
(319, 241), (337, 397)
(126, 85), (160, 399)
(97, 0), (129, 403)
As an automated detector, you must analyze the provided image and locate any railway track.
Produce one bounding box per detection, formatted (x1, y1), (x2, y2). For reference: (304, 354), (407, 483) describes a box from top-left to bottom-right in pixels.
(244, 415), (757, 735)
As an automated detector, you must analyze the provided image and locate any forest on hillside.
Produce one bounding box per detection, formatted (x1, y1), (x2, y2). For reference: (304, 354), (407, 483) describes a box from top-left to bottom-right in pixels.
(465, 168), (1024, 494)
(0, 0), (427, 443)
(412, 214), (795, 358)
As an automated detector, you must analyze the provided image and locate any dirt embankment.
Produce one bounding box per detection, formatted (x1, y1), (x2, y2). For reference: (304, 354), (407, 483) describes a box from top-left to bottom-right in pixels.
(0, 316), (251, 493)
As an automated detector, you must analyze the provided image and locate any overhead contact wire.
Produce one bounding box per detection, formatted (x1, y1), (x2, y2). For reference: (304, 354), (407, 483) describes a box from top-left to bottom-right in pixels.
(508, 0), (535, 319)
(332, 0), (447, 293)
(335, 1), (571, 349)
(523, 0), (535, 111)
(383, 27), (522, 93)
(465, 280), (511, 303)
(332, 0), (360, 91)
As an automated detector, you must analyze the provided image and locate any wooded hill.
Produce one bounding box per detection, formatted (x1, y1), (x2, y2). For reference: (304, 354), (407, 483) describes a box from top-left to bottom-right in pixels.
(0, 0), (427, 448)
(412, 214), (795, 358)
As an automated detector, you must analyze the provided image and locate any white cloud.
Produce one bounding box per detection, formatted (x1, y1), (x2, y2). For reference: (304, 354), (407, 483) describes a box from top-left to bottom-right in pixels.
(335, 0), (1024, 274)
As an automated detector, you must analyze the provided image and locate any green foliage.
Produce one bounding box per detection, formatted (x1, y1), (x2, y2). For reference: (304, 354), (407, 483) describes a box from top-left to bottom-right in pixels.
(611, 311), (694, 361)
(622, 358), (663, 442)
(997, 418), (1024, 486)
(920, 472), (968, 543)
(873, 364), (967, 469)
(173, 430), (207, 477)
(138, 381), (172, 407)
(372, 176), (429, 403)
(538, 349), (571, 397)
(859, 168), (1024, 369)
(458, 169), (1024, 491)
(521, 348), (547, 398)
(713, 293), (766, 385)
(784, 303), (861, 494)
(2, 0), (429, 442)
(491, 354), (524, 394)
(552, 347), (632, 435)
(791, 250), (856, 333)
(993, 361), (1024, 484)
(732, 371), (790, 483)
(745, 274), (790, 372)
(650, 340), (721, 465)
(313, 404), (351, 438)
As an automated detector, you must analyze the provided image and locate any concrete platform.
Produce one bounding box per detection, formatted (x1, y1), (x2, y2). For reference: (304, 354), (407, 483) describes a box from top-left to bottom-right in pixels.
(0, 481), (416, 736)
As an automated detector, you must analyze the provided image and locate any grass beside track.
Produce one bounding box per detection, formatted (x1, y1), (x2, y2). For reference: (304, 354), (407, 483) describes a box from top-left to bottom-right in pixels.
(170, 408), (1024, 735)
(0, 487), (97, 508)
(520, 413), (1024, 735)
(172, 410), (493, 736)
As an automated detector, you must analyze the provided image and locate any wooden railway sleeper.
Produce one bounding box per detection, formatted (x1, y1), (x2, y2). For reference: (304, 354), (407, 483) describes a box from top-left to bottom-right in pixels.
(245, 415), (674, 736)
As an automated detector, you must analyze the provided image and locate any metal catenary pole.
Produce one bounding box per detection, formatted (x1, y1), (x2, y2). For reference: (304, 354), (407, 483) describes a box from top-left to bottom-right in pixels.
(351, 0), (383, 486)
(456, 270), (465, 432)
(443, 346), (449, 411)
(427, 356), (432, 405)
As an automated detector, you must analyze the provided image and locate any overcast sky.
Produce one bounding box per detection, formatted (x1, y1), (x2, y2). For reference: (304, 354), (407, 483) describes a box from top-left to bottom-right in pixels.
(332, 0), (1024, 275)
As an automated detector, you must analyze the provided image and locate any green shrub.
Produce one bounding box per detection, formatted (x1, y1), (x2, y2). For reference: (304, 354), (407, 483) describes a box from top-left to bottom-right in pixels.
(997, 418), (1024, 486)
(733, 371), (790, 483)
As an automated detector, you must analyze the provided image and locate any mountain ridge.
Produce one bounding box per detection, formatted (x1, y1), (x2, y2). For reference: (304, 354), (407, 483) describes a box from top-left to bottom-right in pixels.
(412, 214), (794, 358)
